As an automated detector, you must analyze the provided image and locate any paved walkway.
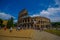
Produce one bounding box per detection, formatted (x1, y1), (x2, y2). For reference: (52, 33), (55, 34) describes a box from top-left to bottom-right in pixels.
(32, 30), (60, 40)
(0, 29), (60, 40)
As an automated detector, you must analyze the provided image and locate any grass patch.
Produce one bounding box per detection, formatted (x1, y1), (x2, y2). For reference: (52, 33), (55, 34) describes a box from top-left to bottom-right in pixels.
(45, 29), (60, 36)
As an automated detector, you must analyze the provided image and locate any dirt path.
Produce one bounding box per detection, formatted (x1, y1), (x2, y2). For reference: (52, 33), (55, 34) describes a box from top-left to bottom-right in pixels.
(0, 29), (60, 40)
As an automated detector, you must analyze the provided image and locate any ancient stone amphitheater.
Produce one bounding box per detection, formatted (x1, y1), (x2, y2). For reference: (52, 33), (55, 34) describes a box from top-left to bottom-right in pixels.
(18, 9), (51, 29)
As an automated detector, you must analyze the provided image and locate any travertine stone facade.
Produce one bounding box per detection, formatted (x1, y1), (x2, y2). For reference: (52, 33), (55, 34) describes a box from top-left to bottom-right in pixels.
(18, 9), (51, 29)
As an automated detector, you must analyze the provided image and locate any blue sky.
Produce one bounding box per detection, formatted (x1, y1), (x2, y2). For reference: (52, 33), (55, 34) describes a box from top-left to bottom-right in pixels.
(0, 0), (60, 22)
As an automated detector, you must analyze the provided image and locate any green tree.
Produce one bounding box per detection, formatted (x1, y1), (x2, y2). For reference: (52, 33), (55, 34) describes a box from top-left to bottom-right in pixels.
(14, 23), (17, 27)
(7, 17), (14, 28)
(51, 22), (60, 30)
(10, 17), (14, 27)
(7, 20), (10, 28)
(0, 19), (3, 27)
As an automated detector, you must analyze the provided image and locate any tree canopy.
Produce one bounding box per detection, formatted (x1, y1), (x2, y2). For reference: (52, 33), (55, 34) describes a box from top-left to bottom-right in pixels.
(7, 17), (14, 28)
(51, 22), (60, 28)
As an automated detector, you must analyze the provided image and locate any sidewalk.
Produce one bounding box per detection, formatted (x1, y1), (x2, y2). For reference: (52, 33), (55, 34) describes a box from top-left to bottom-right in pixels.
(32, 30), (60, 40)
(0, 29), (60, 40)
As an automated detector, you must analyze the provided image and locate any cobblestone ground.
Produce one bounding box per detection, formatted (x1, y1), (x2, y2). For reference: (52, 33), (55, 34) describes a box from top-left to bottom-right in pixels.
(0, 29), (60, 40)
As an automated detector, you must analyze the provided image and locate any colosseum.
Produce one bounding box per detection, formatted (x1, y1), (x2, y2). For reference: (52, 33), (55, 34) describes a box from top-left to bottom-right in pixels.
(18, 9), (51, 30)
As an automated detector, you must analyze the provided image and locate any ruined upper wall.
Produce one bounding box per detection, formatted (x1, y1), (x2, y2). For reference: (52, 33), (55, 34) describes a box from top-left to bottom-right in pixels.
(18, 9), (28, 18)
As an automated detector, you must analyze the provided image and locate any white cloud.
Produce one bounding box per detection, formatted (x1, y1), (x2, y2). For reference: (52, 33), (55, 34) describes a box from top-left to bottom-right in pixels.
(14, 20), (17, 23)
(30, 14), (40, 17)
(0, 12), (15, 20)
(55, 0), (60, 6)
(40, 10), (50, 16)
(51, 17), (60, 22)
(31, 7), (60, 22)
(40, 7), (60, 16)
(40, 7), (60, 22)
(39, 0), (60, 22)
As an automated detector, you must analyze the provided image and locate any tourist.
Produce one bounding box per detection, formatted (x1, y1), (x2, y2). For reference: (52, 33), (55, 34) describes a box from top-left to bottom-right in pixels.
(17, 26), (20, 31)
(16, 27), (18, 31)
(16, 26), (20, 31)
(10, 27), (12, 32)
(4, 26), (7, 31)
(16, 26), (18, 31)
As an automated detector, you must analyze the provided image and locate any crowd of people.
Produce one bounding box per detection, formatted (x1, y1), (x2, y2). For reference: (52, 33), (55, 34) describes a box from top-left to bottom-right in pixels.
(0, 26), (21, 32)
(0, 26), (44, 32)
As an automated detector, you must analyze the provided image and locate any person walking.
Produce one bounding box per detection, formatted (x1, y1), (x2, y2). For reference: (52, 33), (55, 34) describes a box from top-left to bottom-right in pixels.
(10, 27), (12, 32)
(4, 26), (7, 31)
(17, 26), (20, 31)
(16, 26), (20, 31)
(16, 26), (18, 31)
